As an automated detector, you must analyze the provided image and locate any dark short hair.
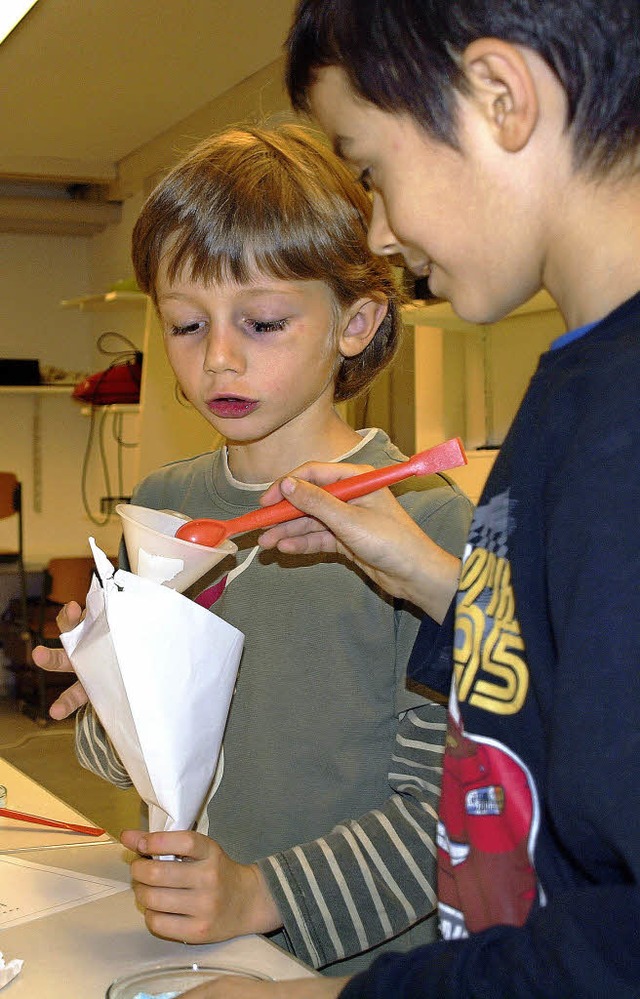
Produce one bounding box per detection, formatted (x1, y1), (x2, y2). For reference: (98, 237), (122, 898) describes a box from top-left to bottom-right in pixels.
(286, 0), (640, 175)
(132, 124), (403, 402)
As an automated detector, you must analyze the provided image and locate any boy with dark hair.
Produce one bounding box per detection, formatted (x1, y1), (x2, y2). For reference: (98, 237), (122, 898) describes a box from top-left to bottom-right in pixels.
(187, 1), (640, 996)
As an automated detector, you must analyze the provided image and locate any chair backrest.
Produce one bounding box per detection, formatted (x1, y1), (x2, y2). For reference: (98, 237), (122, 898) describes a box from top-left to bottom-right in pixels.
(45, 557), (96, 606)
(0, 472), (20, 520)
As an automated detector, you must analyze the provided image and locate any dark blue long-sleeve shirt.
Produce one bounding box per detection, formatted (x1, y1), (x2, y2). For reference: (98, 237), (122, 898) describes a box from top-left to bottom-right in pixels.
(341, 291), (640, 998)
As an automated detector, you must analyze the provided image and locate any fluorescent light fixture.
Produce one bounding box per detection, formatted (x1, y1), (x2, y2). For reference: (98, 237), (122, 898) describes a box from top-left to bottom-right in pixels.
(0, 0), (40, 46)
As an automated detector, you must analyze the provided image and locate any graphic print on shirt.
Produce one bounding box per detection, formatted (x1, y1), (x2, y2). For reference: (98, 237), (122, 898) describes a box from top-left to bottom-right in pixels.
(454, 492), (528, 715)
(438, 489), (542, 939)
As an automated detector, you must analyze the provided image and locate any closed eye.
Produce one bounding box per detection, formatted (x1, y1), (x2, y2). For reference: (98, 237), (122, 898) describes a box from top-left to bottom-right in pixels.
(245, 317), (290, 334)
(170, 320), (207, 336)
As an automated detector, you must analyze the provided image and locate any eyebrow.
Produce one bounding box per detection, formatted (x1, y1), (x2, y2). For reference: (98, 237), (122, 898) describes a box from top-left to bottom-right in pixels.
(157, 291), (191, 304)
(157, 285), (304, 304)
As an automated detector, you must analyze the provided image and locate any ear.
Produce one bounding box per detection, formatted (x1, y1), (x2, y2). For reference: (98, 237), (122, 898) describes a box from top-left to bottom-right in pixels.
(462, 38), (539, 153)
(338, 297), (388, 358)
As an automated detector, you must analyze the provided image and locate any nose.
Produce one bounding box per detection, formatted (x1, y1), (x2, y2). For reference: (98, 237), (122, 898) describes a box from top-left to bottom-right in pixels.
(367, 192), (400, 258)
(203, 324), (245, 375)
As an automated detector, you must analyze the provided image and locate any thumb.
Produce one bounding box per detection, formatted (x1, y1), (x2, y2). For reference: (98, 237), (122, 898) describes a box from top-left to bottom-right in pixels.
(280, 476), (332, 518)
(280, 476), (368, 536)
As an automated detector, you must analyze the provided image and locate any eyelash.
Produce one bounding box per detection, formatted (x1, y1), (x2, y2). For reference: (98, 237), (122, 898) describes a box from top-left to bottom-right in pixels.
(169, 318), (290, 336)
(359, 168), (372, 193)
(170, 320), (206, 336)
(248, 318), (289, 334)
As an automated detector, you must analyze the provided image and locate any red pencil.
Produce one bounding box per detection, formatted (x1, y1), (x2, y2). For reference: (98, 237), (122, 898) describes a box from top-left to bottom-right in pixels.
(0, 806), (106, 837)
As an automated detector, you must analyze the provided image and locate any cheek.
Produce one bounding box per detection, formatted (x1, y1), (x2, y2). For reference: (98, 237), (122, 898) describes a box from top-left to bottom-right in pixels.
(257, 352), (307, 393)
(163, 336), (181, 364)
(384, 191), (434, 255)
(163, 340), (201, 390)
(262, 333), (336, 383)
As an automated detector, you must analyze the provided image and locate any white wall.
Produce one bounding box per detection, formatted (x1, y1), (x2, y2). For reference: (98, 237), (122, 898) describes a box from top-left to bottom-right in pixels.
(0, 187), (198, 566)
(0, 233), (92, 371)
(0, 233), (126, 562)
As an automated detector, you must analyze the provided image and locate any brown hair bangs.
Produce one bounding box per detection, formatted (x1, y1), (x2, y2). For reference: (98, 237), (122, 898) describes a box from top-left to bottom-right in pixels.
(132, 124), (403, 401)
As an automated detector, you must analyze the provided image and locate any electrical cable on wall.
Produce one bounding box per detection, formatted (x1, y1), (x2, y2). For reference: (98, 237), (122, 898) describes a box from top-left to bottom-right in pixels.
(76, 332), (142, 525)
(113, 411), (138, 500)
(81, 406), (112, 526)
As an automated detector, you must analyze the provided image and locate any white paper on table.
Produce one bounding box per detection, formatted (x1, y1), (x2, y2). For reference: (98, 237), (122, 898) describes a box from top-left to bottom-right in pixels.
(61, 540), (244, 833)
(0, 854), (128, 930)
(0, 951), (23, 990)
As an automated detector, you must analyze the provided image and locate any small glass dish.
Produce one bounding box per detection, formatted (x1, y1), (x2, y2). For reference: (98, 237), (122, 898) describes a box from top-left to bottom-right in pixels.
(106, 963), (272, 998)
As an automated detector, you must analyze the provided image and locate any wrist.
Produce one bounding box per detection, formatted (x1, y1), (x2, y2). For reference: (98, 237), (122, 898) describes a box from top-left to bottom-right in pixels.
(401, 534), (460, 622)
(242, 863), (283, 934)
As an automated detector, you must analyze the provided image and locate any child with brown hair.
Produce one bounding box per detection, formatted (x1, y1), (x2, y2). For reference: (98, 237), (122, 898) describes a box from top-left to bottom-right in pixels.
(38, 123), (471, 977)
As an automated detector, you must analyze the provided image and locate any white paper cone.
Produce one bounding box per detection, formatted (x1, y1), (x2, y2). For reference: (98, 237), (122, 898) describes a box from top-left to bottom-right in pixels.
(62, 540), (244, 832)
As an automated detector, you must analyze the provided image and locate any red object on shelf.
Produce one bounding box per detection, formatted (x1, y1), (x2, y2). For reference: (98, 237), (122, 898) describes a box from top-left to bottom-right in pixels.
(72, 359), (141, 405)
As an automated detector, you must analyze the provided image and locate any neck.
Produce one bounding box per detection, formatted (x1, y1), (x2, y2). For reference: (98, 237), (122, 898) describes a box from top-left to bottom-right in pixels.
(226, 407), (365, 484)
(544, 169), (640, 329)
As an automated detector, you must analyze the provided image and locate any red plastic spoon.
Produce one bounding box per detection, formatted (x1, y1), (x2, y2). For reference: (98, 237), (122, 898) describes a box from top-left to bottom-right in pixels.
(176, 437), (467, 548)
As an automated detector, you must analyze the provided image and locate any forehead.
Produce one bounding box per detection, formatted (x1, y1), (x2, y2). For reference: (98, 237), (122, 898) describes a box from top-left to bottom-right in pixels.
(155, 262), (335, 307)
(309, 66), (380, 152)
(309, 65), (420, 165)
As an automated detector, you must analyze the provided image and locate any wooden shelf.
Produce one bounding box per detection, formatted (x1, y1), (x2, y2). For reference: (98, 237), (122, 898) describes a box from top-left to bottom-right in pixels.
(0, 384), (75, 395)
(78, 403), (140, 415)
(60, 291), (147, 312)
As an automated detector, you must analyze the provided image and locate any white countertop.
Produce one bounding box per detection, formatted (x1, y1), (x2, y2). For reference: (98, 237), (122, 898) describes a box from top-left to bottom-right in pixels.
(0, 757), (112, 852)
(0, 757), (316, 995)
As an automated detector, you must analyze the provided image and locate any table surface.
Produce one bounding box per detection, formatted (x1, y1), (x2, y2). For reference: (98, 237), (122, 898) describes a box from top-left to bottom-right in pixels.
(0, 758), (316, 994)
(0, 757), (113, 851)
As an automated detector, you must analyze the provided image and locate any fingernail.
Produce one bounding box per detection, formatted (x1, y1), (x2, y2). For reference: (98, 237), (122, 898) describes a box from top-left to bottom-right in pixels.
(281, 477), (296, 496)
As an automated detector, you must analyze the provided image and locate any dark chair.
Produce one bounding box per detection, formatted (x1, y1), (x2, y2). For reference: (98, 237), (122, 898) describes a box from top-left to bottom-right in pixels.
(32, 557), (96, 644)
(3, 556), (97, 723)
(0, 472), (30, 678)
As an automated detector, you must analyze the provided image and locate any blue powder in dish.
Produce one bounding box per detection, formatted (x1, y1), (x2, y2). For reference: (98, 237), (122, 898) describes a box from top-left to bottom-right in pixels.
(131, 992), (179, 999)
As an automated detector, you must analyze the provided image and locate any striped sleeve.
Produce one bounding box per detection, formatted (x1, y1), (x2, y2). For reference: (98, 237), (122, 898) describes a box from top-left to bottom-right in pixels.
(258, 700), (445, 969)
(75, 704), (133, 788)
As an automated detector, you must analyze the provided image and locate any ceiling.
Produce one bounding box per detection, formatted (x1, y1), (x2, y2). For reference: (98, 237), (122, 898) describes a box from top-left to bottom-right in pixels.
(0, 0), (297, 233)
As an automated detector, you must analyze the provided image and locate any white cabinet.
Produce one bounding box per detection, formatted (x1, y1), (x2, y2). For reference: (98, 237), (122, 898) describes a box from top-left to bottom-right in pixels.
(351, 291), (566, 503)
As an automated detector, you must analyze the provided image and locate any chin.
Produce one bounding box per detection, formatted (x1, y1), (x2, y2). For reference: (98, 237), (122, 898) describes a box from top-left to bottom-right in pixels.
(448, 287), (525, 326)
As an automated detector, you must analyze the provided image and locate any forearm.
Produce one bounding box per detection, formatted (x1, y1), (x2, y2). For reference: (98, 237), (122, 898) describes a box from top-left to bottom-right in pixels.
(75, 703), (133, 788)
(180, 975), (350, 998)
(259, 704), (445, 968)
(340, 885), (640, 998)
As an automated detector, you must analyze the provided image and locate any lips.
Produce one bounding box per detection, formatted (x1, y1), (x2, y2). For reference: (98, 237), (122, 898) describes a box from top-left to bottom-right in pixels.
(207, 396), (259, 419)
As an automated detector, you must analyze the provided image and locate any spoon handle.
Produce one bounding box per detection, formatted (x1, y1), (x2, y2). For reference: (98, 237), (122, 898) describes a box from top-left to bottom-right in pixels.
(184, 437), (466, 546)
(0, 806), (106, 837)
